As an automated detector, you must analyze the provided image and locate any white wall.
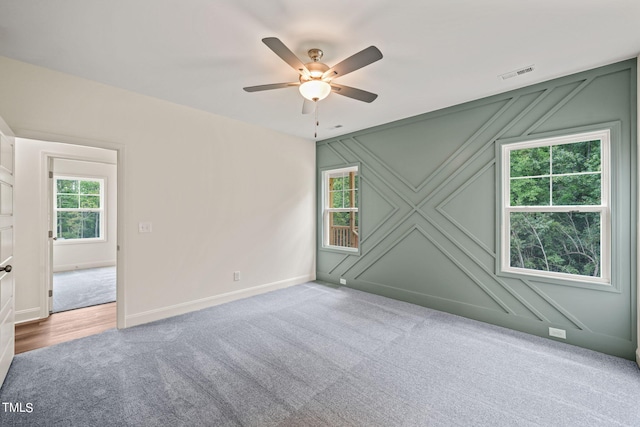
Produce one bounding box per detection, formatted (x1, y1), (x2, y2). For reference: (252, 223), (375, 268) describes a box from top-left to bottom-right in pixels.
(0, 56), (316, 327)
(52, 158), (117, 272)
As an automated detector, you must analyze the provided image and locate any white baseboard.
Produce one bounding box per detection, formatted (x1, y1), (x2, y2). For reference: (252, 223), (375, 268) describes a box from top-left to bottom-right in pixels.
(124, 274), (315, 328)
(15, 307), (44, 324)
(54, 260), (116, 273)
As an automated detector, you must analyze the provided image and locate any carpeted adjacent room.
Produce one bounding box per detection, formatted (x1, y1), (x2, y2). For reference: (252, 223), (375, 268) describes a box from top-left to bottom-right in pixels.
(1, 282), (639, 426)
(52, 266), (116, 313)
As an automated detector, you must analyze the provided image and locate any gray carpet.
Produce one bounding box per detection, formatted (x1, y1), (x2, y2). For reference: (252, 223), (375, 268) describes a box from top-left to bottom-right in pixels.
(1, 282), (639, 426)
(53, 266), (116, 313)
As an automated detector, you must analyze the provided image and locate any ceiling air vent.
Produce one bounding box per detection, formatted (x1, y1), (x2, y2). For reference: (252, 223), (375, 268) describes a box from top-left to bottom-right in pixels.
(499, 65), (535, 80)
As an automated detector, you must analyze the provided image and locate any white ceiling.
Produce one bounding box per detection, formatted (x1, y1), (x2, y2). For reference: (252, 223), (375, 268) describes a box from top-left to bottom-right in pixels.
(0, 0), (639, 141)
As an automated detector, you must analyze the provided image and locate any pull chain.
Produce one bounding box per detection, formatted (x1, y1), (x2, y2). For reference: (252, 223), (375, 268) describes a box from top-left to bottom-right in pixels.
(314, 101), (319, 139)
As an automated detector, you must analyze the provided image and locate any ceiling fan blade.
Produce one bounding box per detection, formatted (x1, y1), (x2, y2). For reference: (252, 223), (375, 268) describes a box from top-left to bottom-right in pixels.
(302, 99), (315, 114)
(262, 37), (310, 76)
(243, 82), (299, 92)
(323, 46), (383, 79)
(331, 84), (378, 103)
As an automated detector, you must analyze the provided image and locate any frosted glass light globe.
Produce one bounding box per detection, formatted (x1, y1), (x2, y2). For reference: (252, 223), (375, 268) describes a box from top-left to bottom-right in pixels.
(299, 80), (331, 101)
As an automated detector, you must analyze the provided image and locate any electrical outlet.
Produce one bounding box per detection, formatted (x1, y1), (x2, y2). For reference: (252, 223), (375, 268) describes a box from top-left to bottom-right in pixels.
(549, 327), (566, 339)
(234, 271), (240, 281)
(339, 278), (346, 285)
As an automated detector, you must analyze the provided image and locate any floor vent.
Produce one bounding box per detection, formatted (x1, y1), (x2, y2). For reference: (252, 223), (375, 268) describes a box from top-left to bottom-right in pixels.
(500, 65), (535, 80)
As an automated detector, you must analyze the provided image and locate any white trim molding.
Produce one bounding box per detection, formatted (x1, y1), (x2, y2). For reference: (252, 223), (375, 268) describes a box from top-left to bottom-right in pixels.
(53, 260), (116, 273)
(497, 128), (612, 287)
(124, 274), (316, 328)
(15, 307), (42, 324)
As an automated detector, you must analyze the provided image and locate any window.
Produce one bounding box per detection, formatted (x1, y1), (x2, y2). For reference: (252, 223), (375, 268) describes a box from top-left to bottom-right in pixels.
(54, 176), (105, 241)
(499, 130), (610, 284)
(322, 166), (359, 251)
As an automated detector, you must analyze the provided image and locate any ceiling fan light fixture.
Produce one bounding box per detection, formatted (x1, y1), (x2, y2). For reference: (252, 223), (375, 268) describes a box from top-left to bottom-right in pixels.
(305, 60), (329, 79)
(299, 80), (331, 102)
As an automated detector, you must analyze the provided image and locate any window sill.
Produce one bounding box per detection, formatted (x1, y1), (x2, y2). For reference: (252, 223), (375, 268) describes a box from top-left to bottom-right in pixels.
(497, 267), (619, 293)
(54, 238), (107, 246)
(320, 245), (361, 256)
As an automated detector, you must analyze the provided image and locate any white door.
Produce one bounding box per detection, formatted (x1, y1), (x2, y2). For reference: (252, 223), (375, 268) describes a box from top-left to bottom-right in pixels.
(0, 116), (15, 386)
(47, 157), (54, 313)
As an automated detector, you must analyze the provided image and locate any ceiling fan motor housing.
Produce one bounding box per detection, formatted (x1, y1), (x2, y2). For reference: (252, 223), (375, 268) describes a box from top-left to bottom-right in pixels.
(302, 60), (330, 81)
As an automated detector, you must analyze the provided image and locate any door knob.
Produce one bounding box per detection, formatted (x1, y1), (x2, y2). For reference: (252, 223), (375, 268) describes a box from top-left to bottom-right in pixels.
(0, 265), (12, 273)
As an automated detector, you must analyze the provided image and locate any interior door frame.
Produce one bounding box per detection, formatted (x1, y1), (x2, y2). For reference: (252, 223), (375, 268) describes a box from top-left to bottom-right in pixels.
(18, 130), (127, 329)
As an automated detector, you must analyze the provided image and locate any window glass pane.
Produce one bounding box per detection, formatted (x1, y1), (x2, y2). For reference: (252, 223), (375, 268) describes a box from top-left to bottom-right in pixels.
(57, 179), (78, 194)
(79, 195), (101, 209)
(328, 211), (358, 249)
(510, 212), (600, 277)
(552, 140), (601, 174)
(57, 212), (101, 240)
(57, 194), (79, 209)
(330, 190), (344, 209)
(330, 176), (346, 191)
(510, 146), (550, 178)
(342, 189), (357, 208)
(552, 174), (601, 205)
(510, 177), (550, 206)
(331, 211), (350, 226)
(80, 180), (101, 195)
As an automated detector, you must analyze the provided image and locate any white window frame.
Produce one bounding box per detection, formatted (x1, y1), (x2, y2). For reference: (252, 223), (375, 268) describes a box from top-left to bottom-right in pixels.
(54, 175), (106, 243)
(322, 165), (359, 253)
(499, 129), (611, 285)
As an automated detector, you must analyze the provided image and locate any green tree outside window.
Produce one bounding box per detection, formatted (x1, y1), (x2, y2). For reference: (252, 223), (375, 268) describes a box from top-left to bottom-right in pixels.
(55, 177), (103, 240)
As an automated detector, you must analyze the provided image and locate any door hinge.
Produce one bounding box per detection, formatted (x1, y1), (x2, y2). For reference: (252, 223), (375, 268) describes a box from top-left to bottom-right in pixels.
(49, 290), (53, 297)
(48, 230), (53, 238)
(49, 171), (53, 179)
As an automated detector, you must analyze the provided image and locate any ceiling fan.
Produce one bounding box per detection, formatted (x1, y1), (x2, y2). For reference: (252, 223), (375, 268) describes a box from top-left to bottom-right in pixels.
(243, 37), (383, 114)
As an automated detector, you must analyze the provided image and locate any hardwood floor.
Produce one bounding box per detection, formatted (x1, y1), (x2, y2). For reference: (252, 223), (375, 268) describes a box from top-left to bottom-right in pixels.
(15, 302), (116, 354)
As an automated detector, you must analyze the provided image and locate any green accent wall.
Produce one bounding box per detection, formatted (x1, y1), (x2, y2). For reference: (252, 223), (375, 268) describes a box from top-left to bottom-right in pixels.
(316, 59), (637, 359)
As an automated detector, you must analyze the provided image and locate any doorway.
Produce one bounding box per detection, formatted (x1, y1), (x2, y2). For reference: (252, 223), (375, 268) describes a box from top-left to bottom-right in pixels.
(49, 156), (117, 314)
(12, 136), (125, 355)
(12, 137), (121, 353)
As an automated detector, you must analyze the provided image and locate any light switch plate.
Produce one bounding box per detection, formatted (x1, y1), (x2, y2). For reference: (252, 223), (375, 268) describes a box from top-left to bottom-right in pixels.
(138, 222), (152, 233)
